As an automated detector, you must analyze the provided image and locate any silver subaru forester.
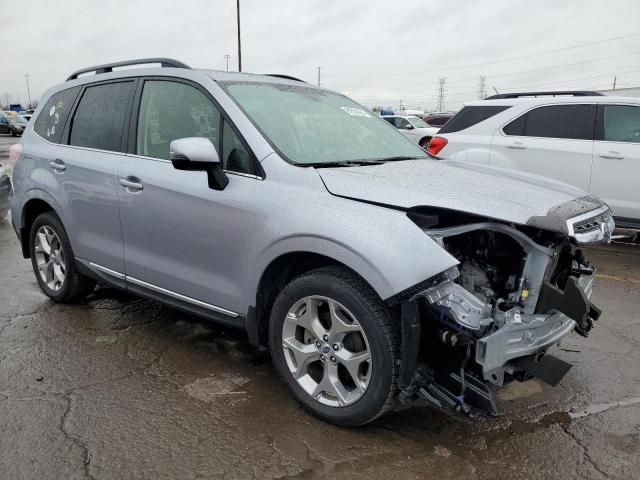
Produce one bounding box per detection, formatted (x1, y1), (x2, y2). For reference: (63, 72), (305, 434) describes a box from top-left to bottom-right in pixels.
(10, 58), (613, 426)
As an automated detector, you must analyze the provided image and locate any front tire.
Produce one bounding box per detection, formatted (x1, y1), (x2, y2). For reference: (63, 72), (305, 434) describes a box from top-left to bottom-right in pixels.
(29, 212), (96, 303)
(269, 266), (399, 426)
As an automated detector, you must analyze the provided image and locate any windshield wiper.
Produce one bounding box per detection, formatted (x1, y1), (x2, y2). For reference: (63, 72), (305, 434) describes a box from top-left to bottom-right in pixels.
(304, 160), (384, 168)
(377, 156), (425, 162)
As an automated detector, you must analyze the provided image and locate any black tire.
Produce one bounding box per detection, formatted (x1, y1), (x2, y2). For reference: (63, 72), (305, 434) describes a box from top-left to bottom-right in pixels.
(11, 131), (17, 137)
(29, 212), (96, 303)
(269, 266), (399, 426)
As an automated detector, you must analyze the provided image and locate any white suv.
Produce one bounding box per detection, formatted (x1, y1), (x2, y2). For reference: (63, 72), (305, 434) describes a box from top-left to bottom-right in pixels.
(382, 115), (439, 148)
(428, 92), (640, 229)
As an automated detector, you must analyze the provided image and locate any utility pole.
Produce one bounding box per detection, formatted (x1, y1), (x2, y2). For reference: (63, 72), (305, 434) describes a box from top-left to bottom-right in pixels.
(25, 74), (32, 109)
(478, 76), (487, 99)
(317, 66), (321, 86)
(613, 76), (617, 90)
(224, 54), (231, 71)
(236, 0), (242, 72)
(436, 77), (446, 112)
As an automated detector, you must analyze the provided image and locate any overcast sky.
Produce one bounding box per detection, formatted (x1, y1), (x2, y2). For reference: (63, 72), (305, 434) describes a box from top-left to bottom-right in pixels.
(2, 0), (640, 111)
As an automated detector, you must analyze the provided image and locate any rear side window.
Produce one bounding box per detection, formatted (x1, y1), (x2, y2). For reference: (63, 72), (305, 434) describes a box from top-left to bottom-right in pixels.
(438, 106), (511, 133)
(602, 105), (640, 143)
(34, 87), (80, 143)
(69, 81), (136, 152)
(503, 104), (596, 140)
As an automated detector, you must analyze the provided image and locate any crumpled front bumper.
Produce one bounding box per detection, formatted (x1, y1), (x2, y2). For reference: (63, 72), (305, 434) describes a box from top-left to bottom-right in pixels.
(475, 273), (596, 386)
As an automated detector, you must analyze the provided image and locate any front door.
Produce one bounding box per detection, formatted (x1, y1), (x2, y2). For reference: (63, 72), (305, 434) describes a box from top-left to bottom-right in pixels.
(591, 103), (640, 225)
(490, 104), (596, 191)
(117, 79), (258, 316)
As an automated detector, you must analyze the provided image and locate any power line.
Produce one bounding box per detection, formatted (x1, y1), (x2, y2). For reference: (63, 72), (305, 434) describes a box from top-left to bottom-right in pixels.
(327, 51), (640, 90)
(325, 32), (640, 78)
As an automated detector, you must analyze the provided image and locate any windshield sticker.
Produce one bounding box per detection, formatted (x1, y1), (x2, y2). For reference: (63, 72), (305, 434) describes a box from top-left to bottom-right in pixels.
(340, 107), (371, 117)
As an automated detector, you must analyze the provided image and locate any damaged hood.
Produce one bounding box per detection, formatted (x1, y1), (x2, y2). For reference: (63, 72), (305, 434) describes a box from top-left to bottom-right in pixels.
(316, 159), (607, 234)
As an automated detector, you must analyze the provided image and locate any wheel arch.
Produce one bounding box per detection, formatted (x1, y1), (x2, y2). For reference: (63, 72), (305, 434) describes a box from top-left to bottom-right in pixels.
(248, 245), (393, 347)
(19, 195), (61, 258)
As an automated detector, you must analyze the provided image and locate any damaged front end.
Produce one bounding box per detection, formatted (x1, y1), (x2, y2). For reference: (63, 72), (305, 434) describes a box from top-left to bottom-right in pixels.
(395, 207), (611, 417)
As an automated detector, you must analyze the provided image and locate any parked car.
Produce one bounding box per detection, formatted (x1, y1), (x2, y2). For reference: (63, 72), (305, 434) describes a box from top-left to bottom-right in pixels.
(0, 163), (12, 220)
(0, 114), (28, 136)
(421, 113), (453, 127)
(382, 115), (439, 148)
(12, 59), (612, 426)
(428, 91), (640, 229)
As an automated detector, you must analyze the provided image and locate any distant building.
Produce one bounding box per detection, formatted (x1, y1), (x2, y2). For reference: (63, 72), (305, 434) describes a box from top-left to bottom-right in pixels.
(598, 86), (640, 97)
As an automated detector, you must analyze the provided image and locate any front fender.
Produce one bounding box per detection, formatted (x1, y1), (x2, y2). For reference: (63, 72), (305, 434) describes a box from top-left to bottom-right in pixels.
(246, 196), (459, 307)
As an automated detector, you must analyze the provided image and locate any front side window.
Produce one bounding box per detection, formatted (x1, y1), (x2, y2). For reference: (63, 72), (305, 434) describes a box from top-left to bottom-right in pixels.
(34, 86), (80, 144)
(504, 104), (596, 140)
(69, 82), (135, 151)
(221, 82), (427, 165)
(136, 81), (220, 160)
(603, 105), (640, 143)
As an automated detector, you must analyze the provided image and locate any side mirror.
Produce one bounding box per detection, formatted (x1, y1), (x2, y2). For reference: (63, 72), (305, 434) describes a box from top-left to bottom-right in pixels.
(404, 123), (414, 130)
(170, 137), (228, 191)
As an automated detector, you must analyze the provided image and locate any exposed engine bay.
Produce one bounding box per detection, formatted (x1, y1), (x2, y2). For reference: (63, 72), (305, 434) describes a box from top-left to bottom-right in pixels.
(398, 220), (602, 416)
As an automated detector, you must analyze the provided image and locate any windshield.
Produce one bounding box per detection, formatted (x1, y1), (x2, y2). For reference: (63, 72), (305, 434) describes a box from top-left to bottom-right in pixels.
(221, 82), (427, 165)
(408, 117), (430, 128)
(9, 116), (27, 124)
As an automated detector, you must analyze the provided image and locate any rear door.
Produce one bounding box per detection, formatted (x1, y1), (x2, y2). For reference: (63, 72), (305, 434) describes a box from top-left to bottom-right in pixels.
(117, 78), (258, 316)
(591, 103), (640, 225)
(490, 104), (596, 190)
(59, 80), (136, 274)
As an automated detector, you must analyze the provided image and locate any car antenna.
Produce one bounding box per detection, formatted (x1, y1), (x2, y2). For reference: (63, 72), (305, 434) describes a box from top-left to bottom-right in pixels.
(492, 86), (499, 95)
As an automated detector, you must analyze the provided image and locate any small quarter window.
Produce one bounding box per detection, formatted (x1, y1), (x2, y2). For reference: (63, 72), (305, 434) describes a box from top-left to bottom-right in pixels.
(222, 120), (253, 174)
(34, 86), (80, 144)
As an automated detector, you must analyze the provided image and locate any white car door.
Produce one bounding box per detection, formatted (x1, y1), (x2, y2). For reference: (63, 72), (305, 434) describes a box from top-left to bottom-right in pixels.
(490, 104), (596, 191)
(590, 103), (640, 225)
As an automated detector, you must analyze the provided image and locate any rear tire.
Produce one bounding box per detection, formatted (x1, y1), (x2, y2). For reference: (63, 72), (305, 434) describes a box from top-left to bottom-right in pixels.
(269, 266), (399, 426)
(29, 212), (96, 303)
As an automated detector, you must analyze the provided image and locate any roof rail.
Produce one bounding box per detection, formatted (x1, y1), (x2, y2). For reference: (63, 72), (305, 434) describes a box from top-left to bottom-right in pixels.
(264, 74), (307, 83)
(485, 90), (603, 100)
(67, 58), (191, 81)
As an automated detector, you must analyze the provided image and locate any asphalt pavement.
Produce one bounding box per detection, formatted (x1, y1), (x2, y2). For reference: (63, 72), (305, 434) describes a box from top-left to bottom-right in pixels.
(0, 133), (639, 479)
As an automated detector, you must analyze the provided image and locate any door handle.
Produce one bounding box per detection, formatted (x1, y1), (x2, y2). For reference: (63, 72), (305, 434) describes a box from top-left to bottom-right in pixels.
(598, 151), (624, 160)
(49, 159), (66, 172)
(506, 142), (526, 149)
(119, 177), (143, 192)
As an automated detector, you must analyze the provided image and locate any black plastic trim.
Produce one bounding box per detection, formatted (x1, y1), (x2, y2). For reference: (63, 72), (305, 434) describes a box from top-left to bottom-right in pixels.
(486, 90), (603, 99)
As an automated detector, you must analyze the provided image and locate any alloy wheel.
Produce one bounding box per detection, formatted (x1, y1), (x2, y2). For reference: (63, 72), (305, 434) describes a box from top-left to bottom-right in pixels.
(34, 225), (66, 291)
(281, 295), (372, 407)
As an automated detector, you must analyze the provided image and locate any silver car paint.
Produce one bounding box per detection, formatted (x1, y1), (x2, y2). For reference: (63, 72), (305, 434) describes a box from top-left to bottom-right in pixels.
(11, 66), (609, 321)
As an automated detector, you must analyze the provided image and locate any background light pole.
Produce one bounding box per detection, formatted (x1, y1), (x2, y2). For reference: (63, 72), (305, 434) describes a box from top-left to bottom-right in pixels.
(224, 54), (231, 71)
(25, 74), (32, 108)
(236, 0), (242, 72)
